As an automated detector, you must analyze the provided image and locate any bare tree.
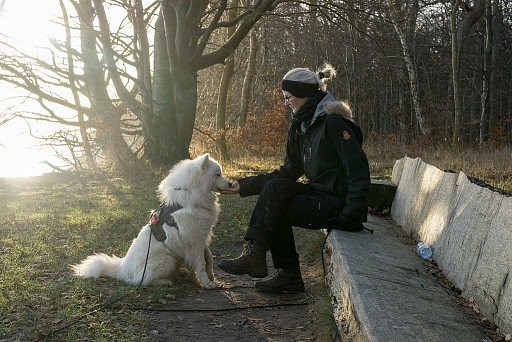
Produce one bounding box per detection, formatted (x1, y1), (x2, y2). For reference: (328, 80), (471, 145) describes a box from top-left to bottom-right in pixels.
(59, 0), (96, 169)
(152, 0), (278, 163)
(450, 0), (485, 145)
(488, 0), (502, 137)
(0, 0), (281, 169)
(386, 0), (429, 135)
(215, 0), (240, 161)
(479, 0), (493, 145)
(239, 27), (258, 125)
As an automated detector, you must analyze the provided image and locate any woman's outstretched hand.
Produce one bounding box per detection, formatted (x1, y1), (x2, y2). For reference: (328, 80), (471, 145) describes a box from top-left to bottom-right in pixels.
(220, 181), (240, 195)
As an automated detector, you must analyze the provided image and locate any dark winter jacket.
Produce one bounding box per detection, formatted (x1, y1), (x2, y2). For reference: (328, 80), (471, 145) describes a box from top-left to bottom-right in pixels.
(238, 92), (371, 223)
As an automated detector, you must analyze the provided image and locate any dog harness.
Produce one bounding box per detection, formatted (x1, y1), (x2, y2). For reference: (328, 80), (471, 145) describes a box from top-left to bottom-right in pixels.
(149, 203), (183, 242)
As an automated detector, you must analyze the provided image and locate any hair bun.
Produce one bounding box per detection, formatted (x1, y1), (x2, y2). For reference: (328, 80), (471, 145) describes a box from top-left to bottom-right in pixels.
(318, 63), (336, 80)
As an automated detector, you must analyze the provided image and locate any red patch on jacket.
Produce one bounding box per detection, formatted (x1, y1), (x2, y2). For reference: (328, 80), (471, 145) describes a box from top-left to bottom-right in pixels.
(342, 131), (351, 140)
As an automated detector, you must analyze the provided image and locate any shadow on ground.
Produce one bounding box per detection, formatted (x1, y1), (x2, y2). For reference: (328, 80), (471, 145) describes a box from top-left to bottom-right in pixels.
(143, 257), (318, 342)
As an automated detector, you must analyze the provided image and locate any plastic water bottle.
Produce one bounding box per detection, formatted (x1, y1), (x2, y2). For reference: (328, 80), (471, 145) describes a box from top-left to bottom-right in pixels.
(417, 242), (433, 259)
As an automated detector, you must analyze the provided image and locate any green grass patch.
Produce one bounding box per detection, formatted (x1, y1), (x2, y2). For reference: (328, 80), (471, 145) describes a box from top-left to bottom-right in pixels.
(0, 172), (176, 340)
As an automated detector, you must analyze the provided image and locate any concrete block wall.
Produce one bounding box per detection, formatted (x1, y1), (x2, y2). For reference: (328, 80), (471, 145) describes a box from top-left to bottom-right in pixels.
(391, 157), (512, 334)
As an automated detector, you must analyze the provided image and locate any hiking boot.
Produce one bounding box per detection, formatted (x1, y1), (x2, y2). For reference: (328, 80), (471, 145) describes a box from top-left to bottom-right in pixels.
(254, 265), (305, 293)
(218, 241), (268, 278)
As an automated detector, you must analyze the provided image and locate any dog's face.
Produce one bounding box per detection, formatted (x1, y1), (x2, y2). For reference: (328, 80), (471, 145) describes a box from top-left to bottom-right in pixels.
(198, 154), (231, 192)
(158, 154), (232, 203)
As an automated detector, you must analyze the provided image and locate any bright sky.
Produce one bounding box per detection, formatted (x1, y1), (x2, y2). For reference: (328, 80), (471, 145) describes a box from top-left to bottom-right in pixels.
(0, 1), (65, 178)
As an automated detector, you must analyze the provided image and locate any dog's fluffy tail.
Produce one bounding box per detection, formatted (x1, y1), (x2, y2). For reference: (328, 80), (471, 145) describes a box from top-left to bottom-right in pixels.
(70, 253), (122, 279)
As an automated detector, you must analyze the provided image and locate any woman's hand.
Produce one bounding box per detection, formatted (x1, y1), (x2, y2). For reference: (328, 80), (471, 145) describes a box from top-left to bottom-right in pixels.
(220, 180), (240, 195)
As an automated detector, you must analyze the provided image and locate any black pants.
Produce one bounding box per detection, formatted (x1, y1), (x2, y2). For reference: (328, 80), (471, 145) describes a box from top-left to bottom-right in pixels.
(245, 178), (345, 269)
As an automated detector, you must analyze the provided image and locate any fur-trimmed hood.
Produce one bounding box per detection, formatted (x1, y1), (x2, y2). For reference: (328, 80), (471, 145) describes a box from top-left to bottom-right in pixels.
(312, 92), (353, 123)
(323, 101), (353, 121)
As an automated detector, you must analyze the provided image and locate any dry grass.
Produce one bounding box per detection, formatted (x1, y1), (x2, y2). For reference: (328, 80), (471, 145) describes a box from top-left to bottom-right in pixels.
(194, 127), (512, 193)
(364, 137), (512, 193)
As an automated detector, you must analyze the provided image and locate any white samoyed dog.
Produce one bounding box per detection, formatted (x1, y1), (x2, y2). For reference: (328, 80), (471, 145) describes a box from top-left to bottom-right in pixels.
(71, 154), (231, 288)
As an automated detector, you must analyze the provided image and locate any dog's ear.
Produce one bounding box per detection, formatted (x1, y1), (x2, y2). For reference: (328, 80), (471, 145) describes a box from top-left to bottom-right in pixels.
(200, 153), (210, 172)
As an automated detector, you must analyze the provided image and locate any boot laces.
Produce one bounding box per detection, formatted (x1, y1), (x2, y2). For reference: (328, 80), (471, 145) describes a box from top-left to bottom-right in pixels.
(241, 243), (254, 256)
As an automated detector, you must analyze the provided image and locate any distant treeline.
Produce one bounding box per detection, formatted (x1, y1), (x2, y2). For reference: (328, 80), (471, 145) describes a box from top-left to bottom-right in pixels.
(198, 1), (512, 148)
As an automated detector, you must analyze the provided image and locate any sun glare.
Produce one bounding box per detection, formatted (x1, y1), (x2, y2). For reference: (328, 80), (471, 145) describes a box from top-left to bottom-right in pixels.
(0, 1), (61, 48)
(0, 1), (63, 178)
(0, 120), (54, 178)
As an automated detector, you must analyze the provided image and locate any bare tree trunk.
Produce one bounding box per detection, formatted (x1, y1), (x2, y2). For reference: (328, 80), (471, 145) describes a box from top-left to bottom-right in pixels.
(347, 14), (357, 117)
(134, 0), (152, 111)
(150, 12), (178, 164)
(60, 0), (96, 170)
(479, 0), (493, 145)
(131, 0), (155, 151)
(173, 68), (198, 161)
(216, 51), (233, 161)
(489, 0), (502, 136)
(508, 77), (512, 140)
(451, 0), (462, 145)
(216, 54), (234, 161)
(215, 0), (239, 161)
(160, 1), (199, 163)
(446, 69), (454, 139)
(401, 38), (428, 135)
(78, 0), (136, 167)
(240, 28), (258, 126)
(156, 0), (275, 163)
(308, 0), (319, 66)
(386, 0), (430, 135)
(451, 0), (486, 146)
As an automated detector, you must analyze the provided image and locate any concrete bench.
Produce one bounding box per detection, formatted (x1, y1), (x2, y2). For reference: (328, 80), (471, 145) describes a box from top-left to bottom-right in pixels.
(324, 157), (511, 341)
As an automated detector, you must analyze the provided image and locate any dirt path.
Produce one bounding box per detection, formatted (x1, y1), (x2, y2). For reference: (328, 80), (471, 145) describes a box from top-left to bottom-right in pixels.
(144, 256), (320, 341)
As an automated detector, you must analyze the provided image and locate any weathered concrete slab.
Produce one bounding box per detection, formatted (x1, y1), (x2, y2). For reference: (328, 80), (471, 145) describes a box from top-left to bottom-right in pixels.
(324, 215), (488, 341)
(390, 157), (457, 244)
(435, 173), (499, 291)
(391, 157), (405, 186)
(495, 196), (512, 332)
(467, 194), (512, 334)
(388, 156), (512, 335)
